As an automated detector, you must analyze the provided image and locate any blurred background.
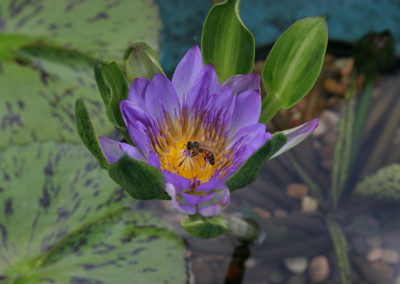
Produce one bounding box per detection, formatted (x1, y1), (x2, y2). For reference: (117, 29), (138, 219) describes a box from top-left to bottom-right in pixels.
(1, 0), (400, 283)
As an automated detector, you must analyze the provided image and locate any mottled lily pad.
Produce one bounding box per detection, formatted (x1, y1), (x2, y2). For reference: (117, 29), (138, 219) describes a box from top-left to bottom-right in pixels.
(0, 0), (161, 149)
(0, 0), (161, 60)
(0, 46), (113, 149)
(0, 142), (187, 283)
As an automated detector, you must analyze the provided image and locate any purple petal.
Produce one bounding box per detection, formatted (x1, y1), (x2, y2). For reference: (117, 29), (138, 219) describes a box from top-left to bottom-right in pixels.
(120, 100), (153, 129)
(195, 170), (221, 193)
(125, 124), (152, 157)
(145, 73), (180, 120)
(163, 171), (191, 194)
(180, 191), (216, 205)
(227, 123), (270, 163)
(202, 64), (221, 95)
(222, 73), (261, 95)
(229, 89), (261, 138)
(127, 78), (150, 112)
(165, 183), (197, 215)
(147, 152), (161, 169)
(172, 46), (204, 102)
(270, 118), (319, 159)
(197, 187), (230, 217)
(98, 136), (145, 163)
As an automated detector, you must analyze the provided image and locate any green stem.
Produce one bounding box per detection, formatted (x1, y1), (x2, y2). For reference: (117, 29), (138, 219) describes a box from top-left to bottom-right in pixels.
(349, 76), (375, 168)
(330, 77), (357, 208)
(259, 94), (282, 124)
(220, 215), (260, 243)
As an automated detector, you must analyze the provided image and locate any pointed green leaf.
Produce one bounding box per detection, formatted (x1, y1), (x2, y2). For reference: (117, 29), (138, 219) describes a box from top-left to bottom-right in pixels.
(225, 133), (287, 191)
(94, 60), (129, 128)
(108, 154), (165, 200)
(0, 142), (187, 283)
(181, 215), (228, 239)
(326, 219), (352, 284)
(201, 0), (255, 82)
(124, 42), (164, 82)
(355, 164), (400, 201)
(260, 16), (328, 124)
(75, 98), (109, 170)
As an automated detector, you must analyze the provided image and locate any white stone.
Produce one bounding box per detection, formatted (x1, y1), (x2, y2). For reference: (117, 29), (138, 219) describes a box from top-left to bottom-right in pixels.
(301, 196), (318, 212)
(284, 256), (308, 274)
(382, 248), (399, 264)
(366, 247), (383, 262)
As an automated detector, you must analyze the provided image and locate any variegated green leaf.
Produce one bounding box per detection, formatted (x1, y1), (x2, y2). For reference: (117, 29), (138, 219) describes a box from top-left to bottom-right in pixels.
(0, 142), (187, 283)
(0, 0), (161, 61)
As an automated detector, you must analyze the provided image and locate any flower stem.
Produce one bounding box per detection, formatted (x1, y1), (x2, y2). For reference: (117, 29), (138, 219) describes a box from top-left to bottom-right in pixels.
(220, 215), (260, 243)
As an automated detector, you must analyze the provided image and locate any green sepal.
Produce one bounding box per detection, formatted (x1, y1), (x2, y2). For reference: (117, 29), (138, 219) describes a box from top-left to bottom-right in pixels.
(201, 0), (255, 82)
(94, 60), (129, 128)
(108, 154), (165, 200)
(260, 16), (328, 124)
(225, 132), (287, 191)
(74, 98), (109, 170)
(181, 214), (228, 239)
(123, 42), (164, 82)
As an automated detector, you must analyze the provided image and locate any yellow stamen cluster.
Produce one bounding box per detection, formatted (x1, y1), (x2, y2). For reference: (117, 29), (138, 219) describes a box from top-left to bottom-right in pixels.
(146, 107), (235, 185)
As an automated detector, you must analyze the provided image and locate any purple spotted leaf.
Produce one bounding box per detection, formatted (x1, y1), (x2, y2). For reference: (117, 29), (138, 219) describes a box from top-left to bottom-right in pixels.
(0, 142), (187, 283)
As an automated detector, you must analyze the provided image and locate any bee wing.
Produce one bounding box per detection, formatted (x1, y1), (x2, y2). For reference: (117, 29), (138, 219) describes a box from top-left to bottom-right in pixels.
(200, 141), (219, 154)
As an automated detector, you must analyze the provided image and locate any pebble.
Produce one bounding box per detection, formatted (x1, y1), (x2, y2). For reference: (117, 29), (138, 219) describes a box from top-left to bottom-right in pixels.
(366, 247), (383, 262)
(253, 207), (271, 219)
(308, 255), (330, 282)
(273, 208), (288, 218)
(320, 110), (340, 127)
(286, 183), (309, 199)
(382, 248), (399, 264)
(287, 274), (307, 284)
(301, 196), (318, 212)
(395, 273), (400, 284)
(283, 256), (308, 274)
(372, 261), (395, 280)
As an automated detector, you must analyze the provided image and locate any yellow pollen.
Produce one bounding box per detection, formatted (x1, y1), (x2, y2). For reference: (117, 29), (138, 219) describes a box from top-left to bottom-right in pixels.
(149, 108), (235, 186)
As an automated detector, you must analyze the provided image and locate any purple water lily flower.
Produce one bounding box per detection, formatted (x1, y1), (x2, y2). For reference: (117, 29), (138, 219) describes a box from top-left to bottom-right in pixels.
(99, 46), (318, 217)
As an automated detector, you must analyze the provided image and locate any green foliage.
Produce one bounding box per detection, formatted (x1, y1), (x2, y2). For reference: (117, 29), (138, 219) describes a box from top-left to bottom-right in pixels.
(0, 0), (161, 149)
(94, 60), (129, 128)
(0, 45), (114, 149)
(181, 215), (228, 239)
(0, 142), (187, 283)
(124, 42), (165, 83)
(260, 16), (328, 123)
(355, 164), (400, 201)
(326, 219), (352, 284)
(108, 155), (166, 200)
(354, 30), (395, 75)
(201, 0), (255, 82)
(0, 0), (161, 61)
(75, 98), (109, 170)
(225, 133), (287, 191)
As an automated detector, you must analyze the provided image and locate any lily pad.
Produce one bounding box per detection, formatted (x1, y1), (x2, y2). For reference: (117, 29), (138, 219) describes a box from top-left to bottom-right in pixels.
(0, 0), (162, 149)
(0, 0), (161, 60)
(0, 142), (187, 283)
(0, 46), (113, 149)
